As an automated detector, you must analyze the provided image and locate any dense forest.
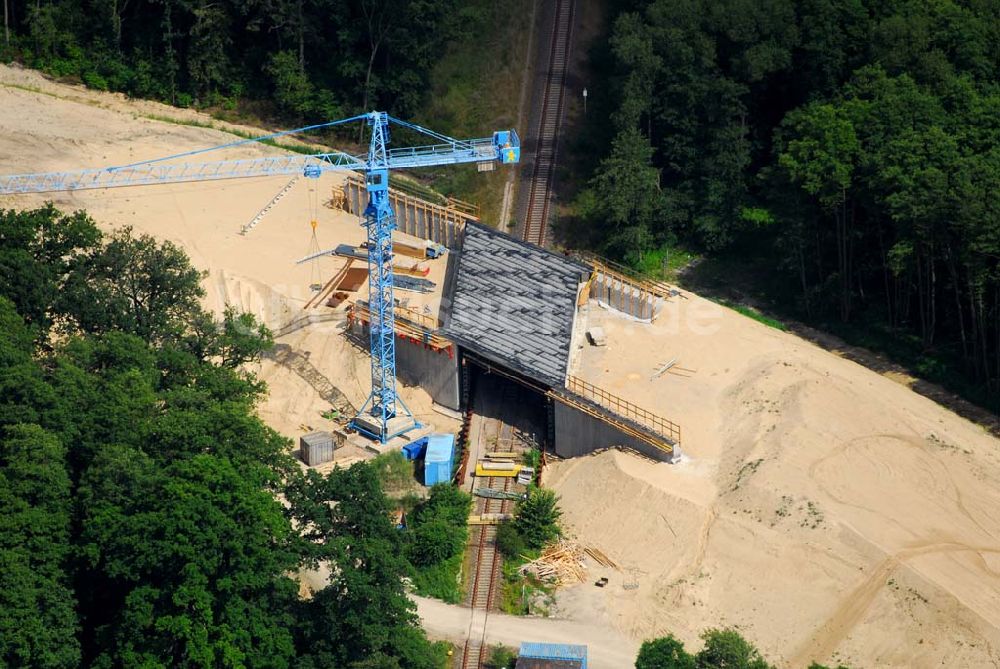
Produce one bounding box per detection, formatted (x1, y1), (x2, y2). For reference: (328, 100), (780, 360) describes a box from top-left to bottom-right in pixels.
(574, 0), (1000, 410)
(0, 205), (453, 668)
(0, 0), (466, 119)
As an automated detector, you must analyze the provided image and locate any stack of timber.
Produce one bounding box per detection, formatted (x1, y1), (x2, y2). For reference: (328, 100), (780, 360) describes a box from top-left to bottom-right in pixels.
(395, 262), (430, 278)
(473, 487), (526, 501)
(395, 275), (435, 294)
(584, 546), (619, 570)
(484, 452), (518, 461)
(519, 541), (587, 585)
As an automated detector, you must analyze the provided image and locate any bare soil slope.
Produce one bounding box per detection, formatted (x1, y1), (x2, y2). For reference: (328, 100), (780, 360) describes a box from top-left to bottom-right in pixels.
(549, 290), (1000, 667)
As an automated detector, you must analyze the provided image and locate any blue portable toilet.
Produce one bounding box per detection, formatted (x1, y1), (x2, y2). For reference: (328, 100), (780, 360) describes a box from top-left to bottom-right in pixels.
(401, 436), (429, 461)
(423, 433), (455, 486)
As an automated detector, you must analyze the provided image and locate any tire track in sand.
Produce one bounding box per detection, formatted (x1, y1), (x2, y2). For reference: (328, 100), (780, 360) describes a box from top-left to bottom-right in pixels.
(790, 542), (1000, 667)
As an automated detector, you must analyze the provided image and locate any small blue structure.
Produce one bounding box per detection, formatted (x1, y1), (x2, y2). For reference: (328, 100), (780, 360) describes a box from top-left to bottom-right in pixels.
(515, 643), (587, 669)
(494, 130), (521, 164)
(423, 433), (455, 486)
(401, 436), (428, 461)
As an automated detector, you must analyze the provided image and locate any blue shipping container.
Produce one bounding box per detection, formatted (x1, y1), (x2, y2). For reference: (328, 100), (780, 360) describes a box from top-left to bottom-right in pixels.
(517, 643), (587, 669)
(401, 437), (428, 461)
(423, 433), (455, 486)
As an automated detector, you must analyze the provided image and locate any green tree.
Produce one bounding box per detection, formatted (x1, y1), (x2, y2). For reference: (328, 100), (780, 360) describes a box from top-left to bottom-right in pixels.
(495, 521), (526, 560)
(78, 453), (298, 668)
(635, 635), (695, 669)
(0, 297), (55, 430)
(590, 125), (662, 262)
(777, 102), (860, 321)
(290, 462), (441, 668)
(406, 483), (470, 567)
(45, 332), (158, 472)
(0, 205), (100, 334)
(411, 483), (472, 527)
(0, 424), (80, 669)
(695, 629), (772, 669)
(187, 2), (230, 97)
(485, 644), (517, 669)
(408, 516), (464, 566)
(267, 49), (315, 119)
(513, 487), (561, 550)
(59, 226), (204, 341)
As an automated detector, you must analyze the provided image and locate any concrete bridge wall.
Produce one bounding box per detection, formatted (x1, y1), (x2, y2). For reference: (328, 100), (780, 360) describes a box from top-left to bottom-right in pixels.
(551, 401), (677, 463)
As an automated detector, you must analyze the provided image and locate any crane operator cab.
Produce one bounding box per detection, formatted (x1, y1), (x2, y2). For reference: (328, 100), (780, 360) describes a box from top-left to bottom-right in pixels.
(493, 130), (521, 164)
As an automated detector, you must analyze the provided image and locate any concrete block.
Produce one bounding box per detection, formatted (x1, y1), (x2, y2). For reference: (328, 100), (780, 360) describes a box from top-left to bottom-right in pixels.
(587, 327), (607, 346)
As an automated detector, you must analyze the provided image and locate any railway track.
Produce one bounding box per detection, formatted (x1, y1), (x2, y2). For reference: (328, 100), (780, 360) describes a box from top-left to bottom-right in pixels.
(460, 381), (520, 669)
(521, 0), (575, 247)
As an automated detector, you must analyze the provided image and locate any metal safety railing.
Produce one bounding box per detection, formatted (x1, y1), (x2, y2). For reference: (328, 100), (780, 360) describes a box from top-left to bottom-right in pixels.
(566, 375), (681, 445)
(572, 250), (676, 300)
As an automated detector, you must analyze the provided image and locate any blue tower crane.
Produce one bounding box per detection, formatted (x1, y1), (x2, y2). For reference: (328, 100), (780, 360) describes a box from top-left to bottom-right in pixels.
(0, 111), (520, 443)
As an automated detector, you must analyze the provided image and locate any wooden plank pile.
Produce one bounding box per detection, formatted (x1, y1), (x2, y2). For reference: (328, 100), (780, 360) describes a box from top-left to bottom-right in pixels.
(584, 546), (619, 570)
(519, 541), (586, 586)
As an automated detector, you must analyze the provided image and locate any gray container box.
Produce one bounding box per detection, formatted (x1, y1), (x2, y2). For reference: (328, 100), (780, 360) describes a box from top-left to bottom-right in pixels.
(300, 431), (334, 466)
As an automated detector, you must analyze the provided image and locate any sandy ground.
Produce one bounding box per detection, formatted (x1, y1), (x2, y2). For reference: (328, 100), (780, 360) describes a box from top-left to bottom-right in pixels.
(0, 65), (458, 452)
(548, 295), (1000, 667)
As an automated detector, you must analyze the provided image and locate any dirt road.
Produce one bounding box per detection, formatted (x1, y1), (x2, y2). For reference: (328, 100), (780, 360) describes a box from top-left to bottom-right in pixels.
(413, 595), (640, 668)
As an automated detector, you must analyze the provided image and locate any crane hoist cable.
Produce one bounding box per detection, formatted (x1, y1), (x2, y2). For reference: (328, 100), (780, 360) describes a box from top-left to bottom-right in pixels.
(305, 180), (323, 291)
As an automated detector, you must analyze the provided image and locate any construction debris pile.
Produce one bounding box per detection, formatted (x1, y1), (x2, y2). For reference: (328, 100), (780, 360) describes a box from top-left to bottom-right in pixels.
(519, 541), (620, 586)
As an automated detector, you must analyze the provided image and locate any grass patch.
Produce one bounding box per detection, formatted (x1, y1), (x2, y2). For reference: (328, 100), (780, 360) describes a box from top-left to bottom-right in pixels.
(483, 645), (518, 669)
(521, 447), (541, 472)
(715, 299), (788, 331)
(417, 0), (534, 225)
(498, 548), (554, 616)
(410, 552), (465, 604)
(632, 244), (700, 282)
(372, 450), (423, 495)
(390, 174), (447, 206)
(432, 641), (457, 669)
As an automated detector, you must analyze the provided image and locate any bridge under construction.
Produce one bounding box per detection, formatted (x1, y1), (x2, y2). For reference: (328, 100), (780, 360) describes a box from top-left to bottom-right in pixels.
(339, 176), (683, 465)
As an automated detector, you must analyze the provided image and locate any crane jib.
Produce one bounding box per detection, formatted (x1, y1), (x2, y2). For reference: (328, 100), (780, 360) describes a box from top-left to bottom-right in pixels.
(0, 111), (520, 445)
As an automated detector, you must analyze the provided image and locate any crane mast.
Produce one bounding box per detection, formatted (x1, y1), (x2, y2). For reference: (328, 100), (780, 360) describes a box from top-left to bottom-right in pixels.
(355, 112), (406, 441)
(0, 111), (521, 443)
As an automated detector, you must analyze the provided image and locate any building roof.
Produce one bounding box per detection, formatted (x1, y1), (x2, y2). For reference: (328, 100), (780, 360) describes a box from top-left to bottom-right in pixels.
(443, 222), (588, 386)
(424, 433), (455, 463)
(516, 642), (588, 669)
